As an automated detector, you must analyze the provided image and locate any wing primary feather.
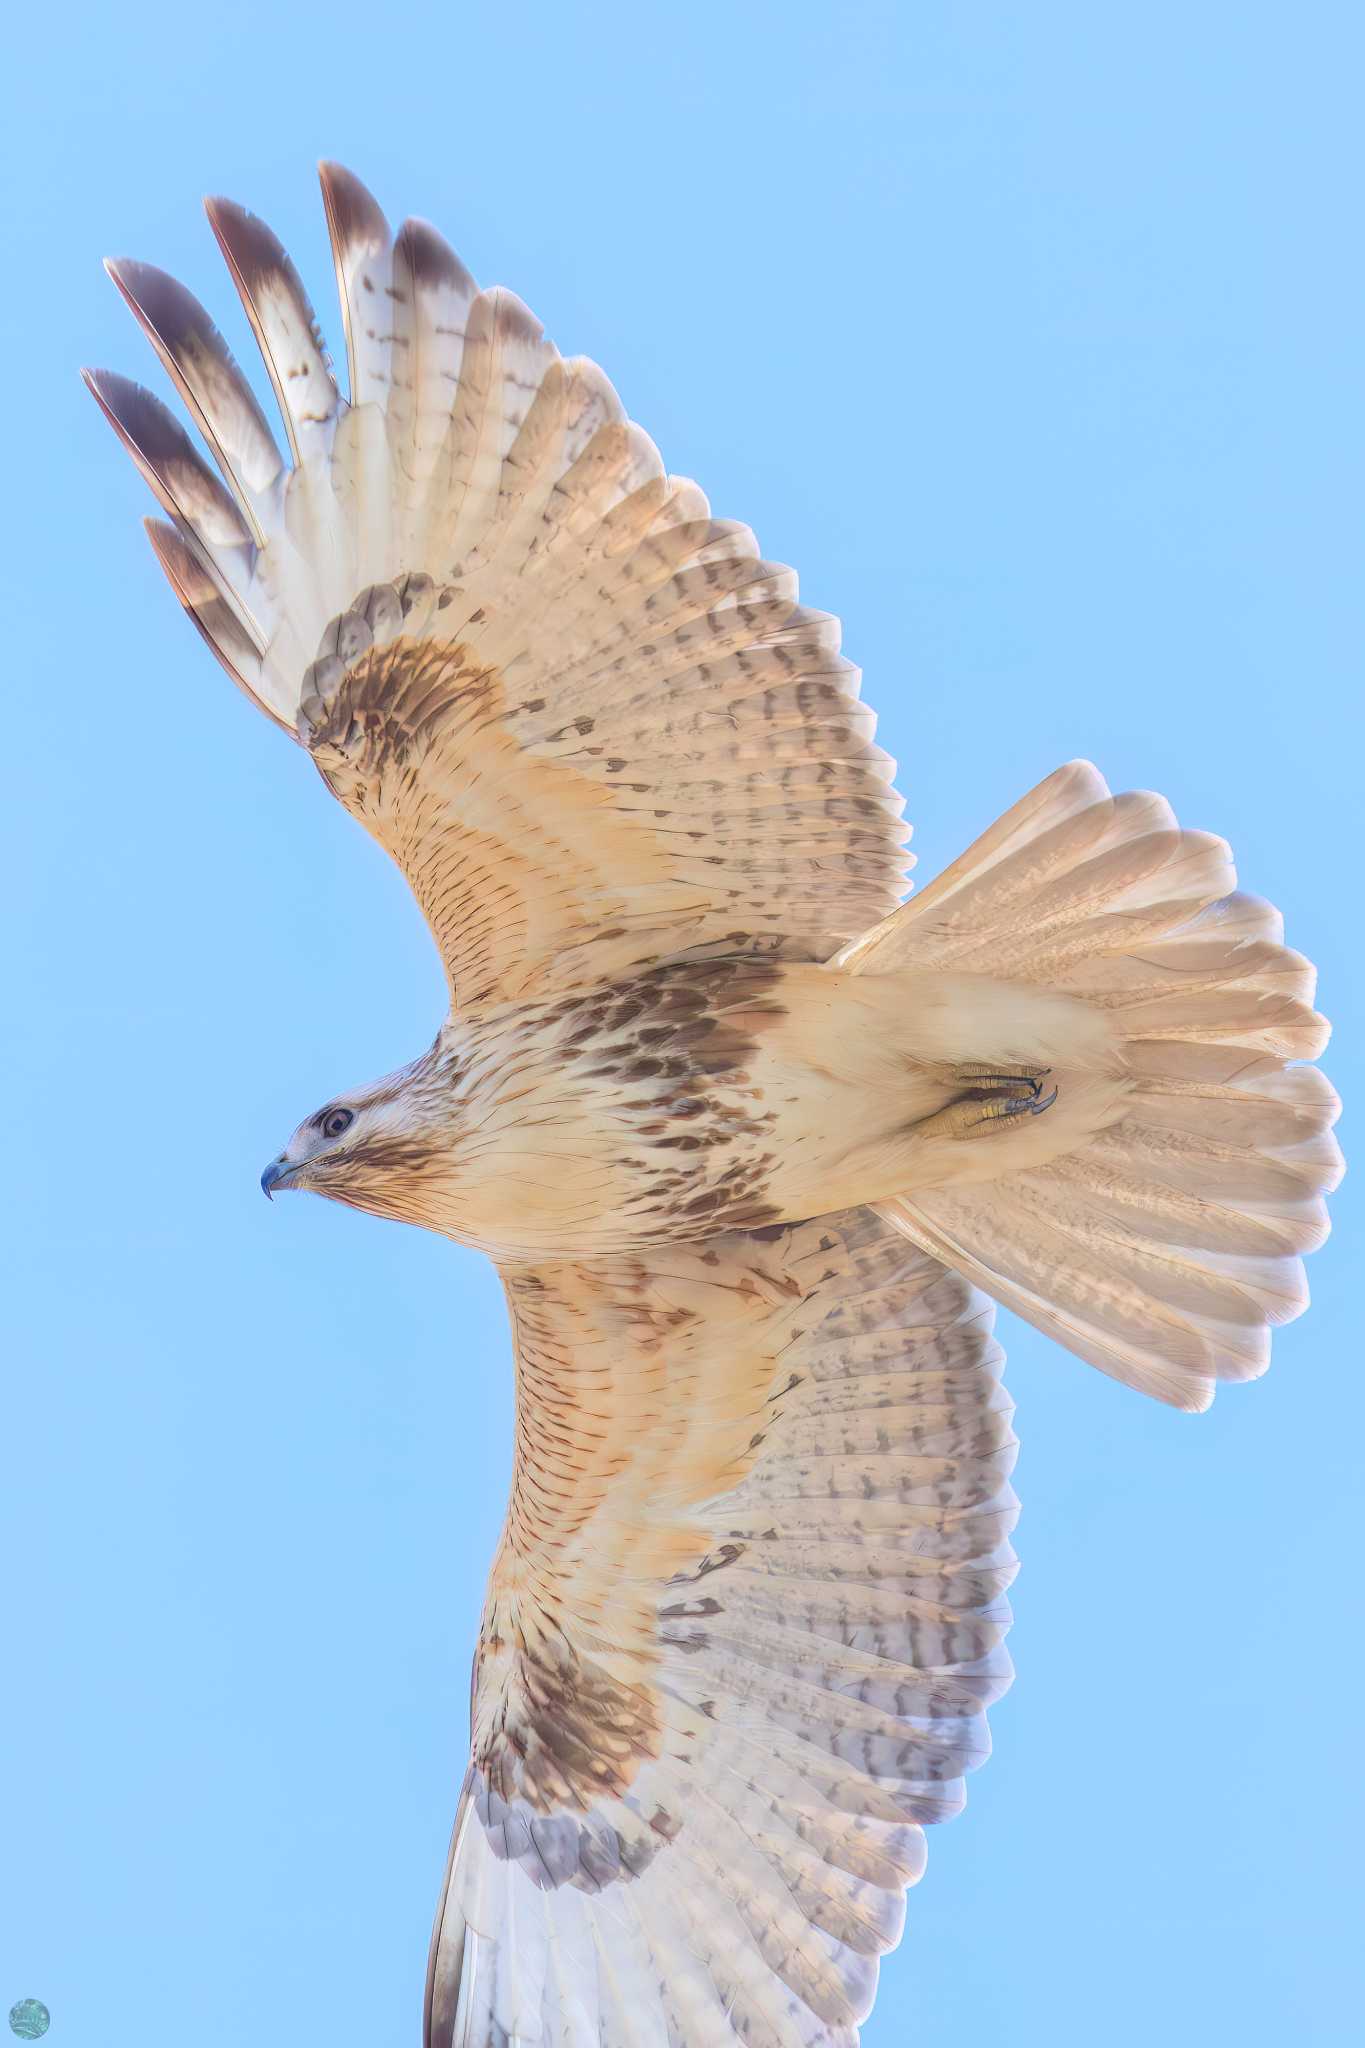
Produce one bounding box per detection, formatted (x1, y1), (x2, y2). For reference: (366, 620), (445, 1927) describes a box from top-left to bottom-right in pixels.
(83, 369), (267, 655)
(83, 368), (251, 548)
(91, 167), (911, 980)
(389, 214), (478, 518)
(204, 193), (341, 464)
(142, 519), (295, 735)
(318, 160), (395, 410)
(103, 258), (282, 532)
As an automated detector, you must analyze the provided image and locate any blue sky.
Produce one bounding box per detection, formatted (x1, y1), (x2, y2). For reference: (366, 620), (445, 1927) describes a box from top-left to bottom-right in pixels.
(3, 4), (1361, 2044)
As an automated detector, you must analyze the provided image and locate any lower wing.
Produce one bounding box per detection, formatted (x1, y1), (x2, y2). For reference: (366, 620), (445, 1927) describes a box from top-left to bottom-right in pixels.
(428, 1212), (1016, 2046)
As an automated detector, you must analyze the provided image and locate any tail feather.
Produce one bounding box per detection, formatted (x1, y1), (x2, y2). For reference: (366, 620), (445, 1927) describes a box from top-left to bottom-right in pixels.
(863, 763), (1341, 1411)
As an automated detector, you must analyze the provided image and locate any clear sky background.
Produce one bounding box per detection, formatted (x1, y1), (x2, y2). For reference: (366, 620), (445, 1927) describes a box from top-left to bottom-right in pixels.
(3, 5), (1361, 2045)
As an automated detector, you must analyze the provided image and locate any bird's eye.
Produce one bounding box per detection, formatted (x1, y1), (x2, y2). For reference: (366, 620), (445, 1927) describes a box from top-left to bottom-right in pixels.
(319, 1107), (354, 1140)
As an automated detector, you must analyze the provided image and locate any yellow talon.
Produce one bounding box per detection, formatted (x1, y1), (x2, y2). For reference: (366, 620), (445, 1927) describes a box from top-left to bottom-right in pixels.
(915, 1064), (1059, 1140)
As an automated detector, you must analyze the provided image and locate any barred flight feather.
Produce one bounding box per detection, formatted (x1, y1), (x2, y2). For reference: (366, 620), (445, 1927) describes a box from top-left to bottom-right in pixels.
(89, 164), (909, 1001)
(426, 1214), (1012, 2046)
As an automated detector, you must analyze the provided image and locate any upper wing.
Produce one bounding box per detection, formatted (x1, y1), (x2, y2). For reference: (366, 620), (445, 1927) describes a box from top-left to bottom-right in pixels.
(427, 1212), (1015, 2046)
(87, 164), (910, 1005)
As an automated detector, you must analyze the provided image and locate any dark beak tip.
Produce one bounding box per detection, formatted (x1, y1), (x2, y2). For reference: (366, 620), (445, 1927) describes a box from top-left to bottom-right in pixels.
(260, 1160), (286, 1200)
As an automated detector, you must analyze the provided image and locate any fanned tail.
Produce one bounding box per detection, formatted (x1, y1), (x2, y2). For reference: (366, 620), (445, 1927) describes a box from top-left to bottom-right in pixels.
(846, 762), (1342, 1411)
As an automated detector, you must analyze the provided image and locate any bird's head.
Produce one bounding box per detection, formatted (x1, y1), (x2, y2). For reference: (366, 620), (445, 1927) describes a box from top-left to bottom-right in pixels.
(260, 1049), (451, 1224)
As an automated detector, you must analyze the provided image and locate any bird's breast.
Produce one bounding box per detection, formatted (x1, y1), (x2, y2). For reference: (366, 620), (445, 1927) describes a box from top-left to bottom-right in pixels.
(429, 956), (796, 1260)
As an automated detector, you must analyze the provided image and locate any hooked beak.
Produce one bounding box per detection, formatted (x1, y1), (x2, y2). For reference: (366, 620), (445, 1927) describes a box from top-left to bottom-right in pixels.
(260, 1157), (294, 1200)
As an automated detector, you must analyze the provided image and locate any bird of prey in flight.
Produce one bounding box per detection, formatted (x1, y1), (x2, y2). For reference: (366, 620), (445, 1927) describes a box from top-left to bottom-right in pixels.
(87, 163), (1340, 2048)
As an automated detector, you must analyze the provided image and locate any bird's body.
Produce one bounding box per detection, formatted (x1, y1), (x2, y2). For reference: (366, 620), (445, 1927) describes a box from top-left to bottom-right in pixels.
(89, 164), (1341, 2047)
(268, 954), (1126, 1261)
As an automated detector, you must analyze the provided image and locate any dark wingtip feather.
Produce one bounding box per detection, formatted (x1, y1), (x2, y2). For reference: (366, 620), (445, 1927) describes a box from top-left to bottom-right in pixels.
(144, 518), (291, 733)
(87, 365), (183, 461)
(84, 365), (191, 468)
(144, 512), (201, 582)
(319, 161), (389, 258)
(106, 256), (205, 340)
(319, 163), (393, 404)
(395, 215), (476, 298)
(103, 258), (281, 495)
(204, 192), (339, 460)
(105, 256), (242, 390)
(84, 368), (252, 547)
(203, 194), (295, 296)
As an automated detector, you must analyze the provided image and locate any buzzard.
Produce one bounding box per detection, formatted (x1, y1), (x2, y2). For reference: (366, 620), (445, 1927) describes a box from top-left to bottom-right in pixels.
(87, 164), (1341, 2047)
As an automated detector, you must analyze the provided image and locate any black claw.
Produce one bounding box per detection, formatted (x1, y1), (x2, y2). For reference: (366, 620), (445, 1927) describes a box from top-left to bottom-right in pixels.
(1029, 1085), (1060, 1115)
(967, 1067), (1053, 1096)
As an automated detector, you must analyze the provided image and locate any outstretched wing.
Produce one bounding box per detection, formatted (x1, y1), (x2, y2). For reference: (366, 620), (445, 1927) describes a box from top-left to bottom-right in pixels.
(427, 1213), (1016, 2046)
(87, 164), (910, 1005)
